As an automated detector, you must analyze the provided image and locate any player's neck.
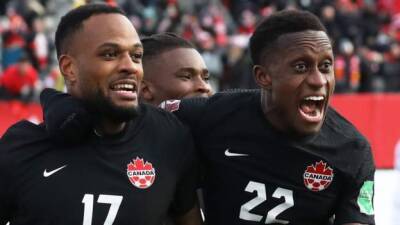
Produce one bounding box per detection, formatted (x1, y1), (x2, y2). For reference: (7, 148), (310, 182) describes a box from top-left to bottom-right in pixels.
(94, 119), (126, 137)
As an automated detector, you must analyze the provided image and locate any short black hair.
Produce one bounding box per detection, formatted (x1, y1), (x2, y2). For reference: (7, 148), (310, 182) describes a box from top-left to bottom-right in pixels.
(249, 10), (327, 65)
(55, 3), (126, 58)
(141, 33), (195, 61)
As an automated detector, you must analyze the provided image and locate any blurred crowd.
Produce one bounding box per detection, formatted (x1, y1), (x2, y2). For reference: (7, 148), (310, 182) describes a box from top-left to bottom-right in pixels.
(1, 0), (400, 102)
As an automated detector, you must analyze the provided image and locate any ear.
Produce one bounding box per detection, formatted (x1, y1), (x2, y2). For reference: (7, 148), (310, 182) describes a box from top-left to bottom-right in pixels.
(59, 54), (77, 86)
(253, 65), (272, 89)
(140, 80), (154, 103)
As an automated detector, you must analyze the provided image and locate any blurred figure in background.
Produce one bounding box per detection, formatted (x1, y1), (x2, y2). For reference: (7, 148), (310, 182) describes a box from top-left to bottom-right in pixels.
(220, 34), (254, 90)
(2, 0), (400, 102)
(0, 53), (40, 101)
(1, 8), (27, 69)
(25, 16), (50, 73)
(334, 38), (361, 93)
(382, 42), (400, 92)
(196, 31), (223, 91)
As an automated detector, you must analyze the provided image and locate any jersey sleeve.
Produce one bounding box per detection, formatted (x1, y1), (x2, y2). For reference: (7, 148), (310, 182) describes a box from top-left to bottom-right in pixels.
(334, 141), (376, 225)
(40, 88), (93, 143)
(168, 127), (200, 217)
(166, 97), (208, 130)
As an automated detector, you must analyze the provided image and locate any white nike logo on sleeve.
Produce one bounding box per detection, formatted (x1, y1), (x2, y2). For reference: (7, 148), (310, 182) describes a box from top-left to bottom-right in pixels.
(43, 165), (67, 177)
(224, 149), (249, 157)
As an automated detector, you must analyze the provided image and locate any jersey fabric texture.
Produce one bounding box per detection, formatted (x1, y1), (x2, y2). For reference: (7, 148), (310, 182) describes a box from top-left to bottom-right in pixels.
(0, 103), (198, 225)
(174, 90), (375, 225)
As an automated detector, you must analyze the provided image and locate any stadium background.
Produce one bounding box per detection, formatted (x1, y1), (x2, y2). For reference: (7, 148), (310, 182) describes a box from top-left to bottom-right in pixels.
(0, 0), (399, 224)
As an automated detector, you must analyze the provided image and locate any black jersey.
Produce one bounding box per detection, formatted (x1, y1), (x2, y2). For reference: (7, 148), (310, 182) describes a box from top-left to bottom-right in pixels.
(0, 103), (198, 225)
(172, 90), (375, 225)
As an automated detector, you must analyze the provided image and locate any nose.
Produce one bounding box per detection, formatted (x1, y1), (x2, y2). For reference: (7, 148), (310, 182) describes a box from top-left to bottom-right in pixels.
(194, 77), (212, 95)
(307, 67), (327, 88)
(119, 52), (142, 76)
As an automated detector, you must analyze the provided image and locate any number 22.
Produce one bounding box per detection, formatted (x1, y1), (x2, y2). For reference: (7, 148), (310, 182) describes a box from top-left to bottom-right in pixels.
(239, 181), (294, 224)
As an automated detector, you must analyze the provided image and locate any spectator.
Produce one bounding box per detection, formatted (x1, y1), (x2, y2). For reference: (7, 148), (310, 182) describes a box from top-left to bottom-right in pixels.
(334, 38), (361, 93)
(25, 16), (50, 73)
(382, 42), (400, 91)
(1, 8), (27, 69)
(0, 53), (40, 101)
(3, 0), (400, 94)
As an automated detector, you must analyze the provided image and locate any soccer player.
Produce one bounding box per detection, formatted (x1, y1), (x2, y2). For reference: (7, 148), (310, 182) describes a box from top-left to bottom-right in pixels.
(38, 10), (375, 225)
(140, 33), (212, 224)
(140, 33), (212, 106)
(171, 10), (374, 225)
(0, 4), (202, 225)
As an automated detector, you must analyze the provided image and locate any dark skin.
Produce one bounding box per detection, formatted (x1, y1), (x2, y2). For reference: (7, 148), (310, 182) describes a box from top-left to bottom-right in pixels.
(59, 13), (143, 135)
(141, 48), (212, 106)
(254, 30), (367, 225)
(254, 30), (335, 137)
(59, 13), (203, 225)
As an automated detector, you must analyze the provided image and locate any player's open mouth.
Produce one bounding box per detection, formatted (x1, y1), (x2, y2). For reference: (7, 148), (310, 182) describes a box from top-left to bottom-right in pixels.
(110, 82), (137, 100)
(298, 95), (325, 123)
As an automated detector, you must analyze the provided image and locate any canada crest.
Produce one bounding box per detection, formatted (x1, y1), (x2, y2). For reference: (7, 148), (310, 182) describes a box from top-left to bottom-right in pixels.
(127, 157), (156, 189)
(303, 160), (334, 191)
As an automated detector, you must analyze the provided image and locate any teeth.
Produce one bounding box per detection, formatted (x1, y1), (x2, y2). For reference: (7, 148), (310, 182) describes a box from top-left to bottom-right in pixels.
(113, 84), (134, 90)
(304, 96), (324, 101)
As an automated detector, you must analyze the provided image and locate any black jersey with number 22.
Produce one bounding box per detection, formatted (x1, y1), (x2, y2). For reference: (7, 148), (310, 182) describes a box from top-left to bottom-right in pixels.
(173, 90), (375, 225)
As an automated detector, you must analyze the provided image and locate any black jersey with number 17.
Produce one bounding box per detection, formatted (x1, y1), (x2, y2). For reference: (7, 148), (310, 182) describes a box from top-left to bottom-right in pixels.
(172, 90), (375, 225)
(0, 103), (198, 225)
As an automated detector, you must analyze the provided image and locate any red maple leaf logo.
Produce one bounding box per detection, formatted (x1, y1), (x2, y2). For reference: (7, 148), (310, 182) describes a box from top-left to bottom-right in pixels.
(305, 161), (333, 175)
(304, 160), (334, 191)
(127, 157), (153, 171)
(127, 157), (156, 189)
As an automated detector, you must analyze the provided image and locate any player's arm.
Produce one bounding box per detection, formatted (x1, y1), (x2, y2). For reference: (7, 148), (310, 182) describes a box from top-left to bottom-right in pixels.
(40, 88), (93, 143)
(333, 142), (375, 225)
(174, 204), (203, 225)
(160, 97), (208, 129)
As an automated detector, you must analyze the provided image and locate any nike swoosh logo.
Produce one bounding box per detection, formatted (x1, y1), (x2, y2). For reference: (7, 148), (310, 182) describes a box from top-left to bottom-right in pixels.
(224, 149), (248, 157)
(43, 165), (67, 177)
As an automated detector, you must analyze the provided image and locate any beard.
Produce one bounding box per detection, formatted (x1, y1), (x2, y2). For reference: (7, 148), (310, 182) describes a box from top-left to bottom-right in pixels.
(82, 88), (140, 123)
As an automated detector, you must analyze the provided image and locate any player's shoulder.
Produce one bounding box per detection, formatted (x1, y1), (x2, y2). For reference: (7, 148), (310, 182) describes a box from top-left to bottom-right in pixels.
(1, 120), (46, 144)
(206, 89), (259, 106)
(316, 108), (375, 181)
(139, 103), (195, 157)
(177, 88), (258, 108)
(323, 107), (370, 149)
(182, 89), (259, 115)
(140, 103), (189, 132)
(0, 120), (47, 164)
(171, 89), (259, 129)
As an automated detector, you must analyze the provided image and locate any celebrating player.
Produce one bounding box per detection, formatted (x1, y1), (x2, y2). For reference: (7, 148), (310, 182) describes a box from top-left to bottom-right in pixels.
(0, 4), (202, 225)
(171, 10), (375, 225)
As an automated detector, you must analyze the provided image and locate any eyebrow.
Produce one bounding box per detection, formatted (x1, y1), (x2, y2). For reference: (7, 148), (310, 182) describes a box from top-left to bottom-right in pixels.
(177, 67), (209, 74)
(97, 42), (143, 50)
